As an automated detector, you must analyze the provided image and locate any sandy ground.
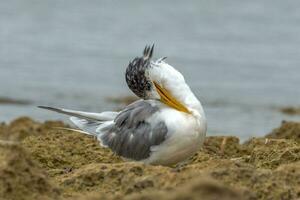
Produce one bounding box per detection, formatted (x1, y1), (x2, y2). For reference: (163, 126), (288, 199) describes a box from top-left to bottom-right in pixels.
(280, 107), (300, 116)
(0, 117), (299, 200)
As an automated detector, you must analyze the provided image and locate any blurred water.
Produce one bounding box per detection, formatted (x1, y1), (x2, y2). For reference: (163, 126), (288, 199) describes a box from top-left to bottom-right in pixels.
(1, 0), (300, 140)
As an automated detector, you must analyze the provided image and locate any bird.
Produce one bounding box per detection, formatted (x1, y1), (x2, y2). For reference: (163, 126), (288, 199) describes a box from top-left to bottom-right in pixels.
(39, 45), (207, 166)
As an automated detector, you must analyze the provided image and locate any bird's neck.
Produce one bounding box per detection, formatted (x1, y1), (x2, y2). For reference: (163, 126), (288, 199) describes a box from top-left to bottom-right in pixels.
(149, 61), (205, 118)
(175, 83), (205, 118)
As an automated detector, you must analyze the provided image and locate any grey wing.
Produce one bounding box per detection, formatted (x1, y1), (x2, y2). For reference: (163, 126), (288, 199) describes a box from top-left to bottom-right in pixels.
(97, 100), (168, 161)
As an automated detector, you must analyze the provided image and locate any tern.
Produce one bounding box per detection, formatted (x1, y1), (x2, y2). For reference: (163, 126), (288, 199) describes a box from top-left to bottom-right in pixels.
(39, 45), (207, 166)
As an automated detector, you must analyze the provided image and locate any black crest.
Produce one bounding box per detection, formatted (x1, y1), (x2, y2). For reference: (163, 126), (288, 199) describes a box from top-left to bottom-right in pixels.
(125, 44), (155, 99)
(143, 44), (154, 60)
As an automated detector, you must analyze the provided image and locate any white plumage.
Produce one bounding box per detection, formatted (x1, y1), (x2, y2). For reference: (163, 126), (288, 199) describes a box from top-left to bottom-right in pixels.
(39, 45), (207, 166)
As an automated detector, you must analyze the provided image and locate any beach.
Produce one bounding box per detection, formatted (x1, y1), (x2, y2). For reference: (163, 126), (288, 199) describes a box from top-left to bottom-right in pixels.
(1, 117), (299, 200)
(1, 0), (300, 199)
(1, 0), (300, 140)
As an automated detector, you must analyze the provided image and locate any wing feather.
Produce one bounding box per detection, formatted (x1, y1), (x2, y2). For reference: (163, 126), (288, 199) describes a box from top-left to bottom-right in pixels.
(97, 100), (168, 161)
(38, 101), (168, 161)
(38, 106), (118, 121)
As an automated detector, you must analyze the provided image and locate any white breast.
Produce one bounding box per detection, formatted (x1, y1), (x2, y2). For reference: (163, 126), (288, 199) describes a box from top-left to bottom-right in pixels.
(143, 106), (206, 166)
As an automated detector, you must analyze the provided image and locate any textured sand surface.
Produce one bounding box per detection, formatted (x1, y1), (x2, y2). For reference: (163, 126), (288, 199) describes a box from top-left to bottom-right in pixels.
(0, 118), (299, 200)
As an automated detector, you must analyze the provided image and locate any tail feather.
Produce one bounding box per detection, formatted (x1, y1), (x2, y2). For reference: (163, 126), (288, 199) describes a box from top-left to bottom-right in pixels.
(52, 127), (92, 135)
(69, 117), (102, 135)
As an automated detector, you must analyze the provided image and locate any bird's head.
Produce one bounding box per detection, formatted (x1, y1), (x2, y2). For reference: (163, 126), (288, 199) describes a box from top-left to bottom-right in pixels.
(125, 45), (155, 99)
(126, 45), (199, 114)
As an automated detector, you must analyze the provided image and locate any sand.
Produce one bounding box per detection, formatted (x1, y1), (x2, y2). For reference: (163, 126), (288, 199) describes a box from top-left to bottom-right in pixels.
(279, 107), (300, 116)
(0, 97), (31, 105)
(0, 117), (299, 200)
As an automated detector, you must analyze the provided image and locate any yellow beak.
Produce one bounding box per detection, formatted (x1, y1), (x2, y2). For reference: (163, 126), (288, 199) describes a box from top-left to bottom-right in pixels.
(153, 81), (191, 114)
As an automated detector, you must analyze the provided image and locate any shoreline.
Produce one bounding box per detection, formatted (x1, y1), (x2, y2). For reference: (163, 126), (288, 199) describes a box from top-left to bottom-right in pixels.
(0, 117), (299, 200)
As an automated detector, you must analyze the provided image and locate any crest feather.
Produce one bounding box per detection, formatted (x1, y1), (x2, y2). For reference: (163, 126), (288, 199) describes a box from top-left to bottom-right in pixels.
(143, 44), (154, 60)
